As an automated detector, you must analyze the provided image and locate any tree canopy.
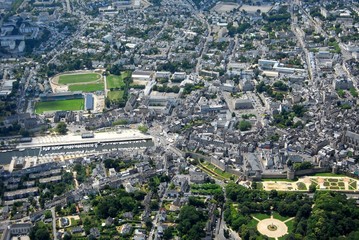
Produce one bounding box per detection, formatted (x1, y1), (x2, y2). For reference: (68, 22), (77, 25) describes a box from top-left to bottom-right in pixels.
(177, 205), (207, 240)
(92, 188), (145, 219)
(29, 222), (50, 240)
(237, 120), (252, 131)
(224, 183), (359, 239)
(55, 122), (67, 135)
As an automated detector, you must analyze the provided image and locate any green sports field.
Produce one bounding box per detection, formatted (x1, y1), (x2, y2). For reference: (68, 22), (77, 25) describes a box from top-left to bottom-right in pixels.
(108, 90), (124, 101)
(69, 83), (104, 92)
(35, 99), (84, 114)
(58, 73), (100, 85)
(106, 71), (130, 89)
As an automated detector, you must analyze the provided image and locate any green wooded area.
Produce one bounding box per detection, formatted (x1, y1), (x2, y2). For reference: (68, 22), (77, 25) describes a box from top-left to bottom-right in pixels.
(224, 183), (359, 240)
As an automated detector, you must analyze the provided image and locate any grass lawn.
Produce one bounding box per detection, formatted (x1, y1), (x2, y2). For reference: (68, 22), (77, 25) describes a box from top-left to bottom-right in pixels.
(296, 182), (307, 190)
(202, 161), (233, 179)
(286, 219), (294, 233)
(69, 83), (104, 92)
(108, 90), (124, 101)
(349, 179), (358, 190)
(248, 218), (259, 228)
(262, 178), (297, 182)
(311, 173), (347, 177)
(252, 212), (271, 220)
(310, 179), (318, 188)
(71, 233), (87, 240)
(256, 182), (263, 190)
(69, 218), (80, 227)
(35, 99), (84, 113)
(106, 73), (128, 89)
(212, 167), (233, 179)
(197, 164), (227, 181)
(58, 73), (100, 85)
(277, 218), (295, 240)
(272, 212), (290, 222)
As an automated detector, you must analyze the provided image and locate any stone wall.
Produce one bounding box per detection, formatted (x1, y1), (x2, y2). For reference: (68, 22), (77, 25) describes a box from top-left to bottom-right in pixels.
(295, 167), (329, 176)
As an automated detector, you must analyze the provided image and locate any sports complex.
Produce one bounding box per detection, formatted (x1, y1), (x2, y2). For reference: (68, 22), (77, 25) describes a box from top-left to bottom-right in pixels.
(51, 71), (104, 93)
(35, 70), (132, 113)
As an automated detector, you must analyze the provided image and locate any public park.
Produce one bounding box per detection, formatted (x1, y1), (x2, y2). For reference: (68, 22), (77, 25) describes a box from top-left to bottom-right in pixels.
(34, 70), (135, 114)
(261, 175), (359, 191)
(252, 212), (294, 240)
(225, 182), (359, 240)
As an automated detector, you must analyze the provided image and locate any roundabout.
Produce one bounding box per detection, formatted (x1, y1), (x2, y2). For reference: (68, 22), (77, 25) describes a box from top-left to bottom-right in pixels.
(257, 218), (288, 238)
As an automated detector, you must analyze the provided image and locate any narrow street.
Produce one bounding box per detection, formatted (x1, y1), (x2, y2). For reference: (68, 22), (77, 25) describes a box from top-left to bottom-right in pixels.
(73, 171), (79, 189)
(51, 207), (57, 240)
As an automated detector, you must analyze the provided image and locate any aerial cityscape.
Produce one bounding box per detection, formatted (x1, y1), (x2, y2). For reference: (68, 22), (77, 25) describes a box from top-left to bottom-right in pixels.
(0, 0), (359, 239)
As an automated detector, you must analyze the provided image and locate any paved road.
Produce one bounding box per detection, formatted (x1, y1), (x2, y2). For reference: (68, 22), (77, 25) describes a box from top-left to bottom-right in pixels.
(65, 0), (72, 13)
(51, 207), (57, 240)
(144, 80), (156, 96)
(73, 171), (79, 189)
(20, 69), (34, 113)
(103, 75), (108, 98)
(195, 23), (211, 75)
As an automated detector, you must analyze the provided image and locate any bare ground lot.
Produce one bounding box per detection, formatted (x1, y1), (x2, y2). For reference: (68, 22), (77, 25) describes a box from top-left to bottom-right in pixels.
(240, 4), (273, 13)
(212, 2), (240, 13)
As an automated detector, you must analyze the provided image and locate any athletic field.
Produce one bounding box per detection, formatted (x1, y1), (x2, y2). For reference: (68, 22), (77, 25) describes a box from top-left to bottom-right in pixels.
(58, 73), (101, 85)
(35, 99), (84, 114)
(68, 83), (104, 92)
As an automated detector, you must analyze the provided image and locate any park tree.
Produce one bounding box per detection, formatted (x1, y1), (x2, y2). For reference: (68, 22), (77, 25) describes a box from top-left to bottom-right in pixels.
(20, 128), (30, 137)
(55, 122), (68, 135)
(29, 222), (50, 240)
(63, 232), (72, 240)
(293, 161), (312, 171)
(306, 192), (359, 239)
(145, 220), (153, 231)
(109, 64), (121, 75)
(163, 227), (174, 240)
(138, 125), (148, 133)
(237, 120), (252, 131)
(308, 183), (317, 193)
(177, 205), (206, 240)
(44, 210), (52, 219)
